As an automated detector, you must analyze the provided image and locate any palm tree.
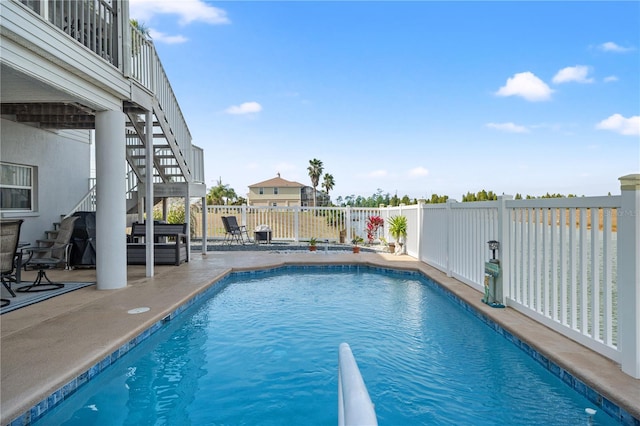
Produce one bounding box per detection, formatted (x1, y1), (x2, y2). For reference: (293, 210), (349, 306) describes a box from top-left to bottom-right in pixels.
(307, 158), (323, 207)
(322, 173), (335, 206)
(207, 177), (237, 205)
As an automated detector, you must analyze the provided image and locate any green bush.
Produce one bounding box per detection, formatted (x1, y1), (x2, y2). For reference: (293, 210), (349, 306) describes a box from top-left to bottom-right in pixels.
(153, 203), (198, 236)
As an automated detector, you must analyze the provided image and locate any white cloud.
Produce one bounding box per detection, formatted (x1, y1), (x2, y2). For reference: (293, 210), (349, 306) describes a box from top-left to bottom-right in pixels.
(595, 114), (640, 136)
(225, 102), (263, 115)
(407, 167), (429, 177)
(597, 42), (634, 53)
(149, 29), (188, 44)
(366, 170), (389, 178)
(129, 0), (230, 25)
(552, 65), (594, 84)
(486, 122), (529, 133)
(495, 72), (553, 102)
(603, 75), (619, 83)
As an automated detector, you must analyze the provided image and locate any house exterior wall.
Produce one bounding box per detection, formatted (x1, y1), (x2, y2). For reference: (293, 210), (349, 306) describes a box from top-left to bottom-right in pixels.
(0, 118), (92, 243)
(248, 186), (302, 206)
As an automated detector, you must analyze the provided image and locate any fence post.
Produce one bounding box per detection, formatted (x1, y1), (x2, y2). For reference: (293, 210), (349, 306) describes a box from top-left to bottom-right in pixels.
(416, 200), (425, 261)
(445, 199), (455, 277)
(201, 197), (208, 255)
(294, 206), (300, 242)
(498, 195), (513, 304)
(618, 174), (640, 378)
(241, 204), (247, 228)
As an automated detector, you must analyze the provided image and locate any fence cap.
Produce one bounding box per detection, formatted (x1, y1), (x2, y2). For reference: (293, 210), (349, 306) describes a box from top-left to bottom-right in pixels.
(619, 174), (640, 190)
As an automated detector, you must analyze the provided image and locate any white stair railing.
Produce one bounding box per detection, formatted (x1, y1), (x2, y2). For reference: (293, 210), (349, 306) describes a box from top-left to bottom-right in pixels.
(63, 183), (97, 218)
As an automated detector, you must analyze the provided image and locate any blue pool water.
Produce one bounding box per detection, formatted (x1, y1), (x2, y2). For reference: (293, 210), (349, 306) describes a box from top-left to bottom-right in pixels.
(39, 267), (618, 425)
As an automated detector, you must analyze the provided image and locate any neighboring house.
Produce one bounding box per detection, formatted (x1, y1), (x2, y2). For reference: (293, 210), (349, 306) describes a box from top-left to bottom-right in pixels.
(247, 173), (307, 207)
(0, 0), (206, 289)
(247, 173), (330, 206)
(248, 174), (307, 206)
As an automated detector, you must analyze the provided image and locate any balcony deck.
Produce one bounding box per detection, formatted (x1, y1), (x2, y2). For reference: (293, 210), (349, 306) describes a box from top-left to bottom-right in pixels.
(1, 251), (638, 425)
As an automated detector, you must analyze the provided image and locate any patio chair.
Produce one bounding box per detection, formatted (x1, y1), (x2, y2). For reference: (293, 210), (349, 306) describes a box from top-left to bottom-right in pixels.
(226, 216), (251, 243)
(18, 215), (78, 292)
(221, 216), (250, 245)
(1, 219), (24, 304)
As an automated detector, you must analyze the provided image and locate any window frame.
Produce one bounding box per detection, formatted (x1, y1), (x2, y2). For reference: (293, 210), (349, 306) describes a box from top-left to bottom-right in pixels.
(0, 162), (36, 213)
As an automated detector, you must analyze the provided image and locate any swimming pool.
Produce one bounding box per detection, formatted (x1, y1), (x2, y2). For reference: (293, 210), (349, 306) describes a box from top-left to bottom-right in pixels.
(38, 266), (618, 425)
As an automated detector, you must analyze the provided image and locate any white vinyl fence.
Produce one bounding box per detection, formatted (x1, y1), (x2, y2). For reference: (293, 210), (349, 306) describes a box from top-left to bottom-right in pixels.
(200, 205), (382, 243)
(420, 196), (621, 359)
(417, 175), (639, 379)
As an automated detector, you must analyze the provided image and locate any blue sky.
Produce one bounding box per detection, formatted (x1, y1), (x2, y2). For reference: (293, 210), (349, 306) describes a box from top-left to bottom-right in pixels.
(129, 1), (639, 201)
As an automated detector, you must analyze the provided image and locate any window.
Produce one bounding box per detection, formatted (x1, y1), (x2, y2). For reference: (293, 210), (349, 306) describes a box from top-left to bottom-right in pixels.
(273, 187), (279, 195)
(259, 188), (264, 195)
(0, 163), (34, 212)
(20, 0), (40, 13)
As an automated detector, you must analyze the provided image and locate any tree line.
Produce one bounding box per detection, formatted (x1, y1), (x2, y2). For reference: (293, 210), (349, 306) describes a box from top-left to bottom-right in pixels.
(335, 190), (584, 207)
(205, 167), (584, 207)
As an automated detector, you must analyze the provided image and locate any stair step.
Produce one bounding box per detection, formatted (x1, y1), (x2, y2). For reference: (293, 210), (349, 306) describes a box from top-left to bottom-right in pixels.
(45, 229), (59, 238)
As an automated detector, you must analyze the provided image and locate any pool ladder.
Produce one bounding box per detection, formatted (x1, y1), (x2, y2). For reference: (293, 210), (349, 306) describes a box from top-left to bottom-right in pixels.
(338, 342), (378, 426)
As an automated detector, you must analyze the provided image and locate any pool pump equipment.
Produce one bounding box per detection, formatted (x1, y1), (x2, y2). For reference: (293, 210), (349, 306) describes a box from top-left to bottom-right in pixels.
(483, 240), (505, 308)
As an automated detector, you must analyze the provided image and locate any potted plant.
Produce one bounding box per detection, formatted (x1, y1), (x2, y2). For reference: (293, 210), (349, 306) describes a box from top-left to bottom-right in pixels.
(365, 215), (384, 245)
(309, 237), (318, 251)
(379, 236), (393, 253)
(351, 236), (364, 253)
(387, 215), (407, 255)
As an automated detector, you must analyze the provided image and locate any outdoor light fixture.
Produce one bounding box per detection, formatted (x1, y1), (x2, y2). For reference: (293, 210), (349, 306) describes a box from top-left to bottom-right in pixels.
(487, 240), (499, 260)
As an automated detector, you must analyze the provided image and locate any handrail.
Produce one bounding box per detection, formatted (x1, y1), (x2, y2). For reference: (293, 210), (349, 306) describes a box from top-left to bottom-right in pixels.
(338, 343), (378, 426)
(129, 21), (195, 181)
(63, 183), (97, 218)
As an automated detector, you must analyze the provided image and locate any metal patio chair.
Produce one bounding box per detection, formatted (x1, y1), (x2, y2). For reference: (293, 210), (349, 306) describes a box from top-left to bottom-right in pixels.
(221, 216), (250, 245)
(18, 215), (78, 292)
(1, 219), (24, 305)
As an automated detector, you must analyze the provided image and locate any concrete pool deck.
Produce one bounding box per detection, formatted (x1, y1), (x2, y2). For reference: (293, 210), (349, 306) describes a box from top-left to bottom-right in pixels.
(1, 251), (639, 424)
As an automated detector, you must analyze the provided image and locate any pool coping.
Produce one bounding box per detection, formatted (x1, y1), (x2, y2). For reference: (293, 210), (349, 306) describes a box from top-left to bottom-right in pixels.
(3, 254), (639, 425)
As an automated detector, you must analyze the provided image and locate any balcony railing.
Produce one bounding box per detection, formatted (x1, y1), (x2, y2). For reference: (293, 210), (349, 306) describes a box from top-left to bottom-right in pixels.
(17, 1), (202, 186)
(21, 0), (119, 66)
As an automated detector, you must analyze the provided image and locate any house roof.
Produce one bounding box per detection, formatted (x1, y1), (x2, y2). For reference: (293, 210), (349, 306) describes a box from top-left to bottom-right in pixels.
(249, 174), (305, 188)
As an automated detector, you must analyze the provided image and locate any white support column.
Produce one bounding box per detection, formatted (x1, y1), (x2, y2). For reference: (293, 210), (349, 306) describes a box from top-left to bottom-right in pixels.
(137, 190), (144, 223)
(95, 110), (127, 290)
(144, 111), (155, 277)
(162, 199), (168, 221)
(145, 110), (154, 276)
(618, 174), (640, 378)
(184, 190), (191, 261)
(202, 196), (208, 256)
